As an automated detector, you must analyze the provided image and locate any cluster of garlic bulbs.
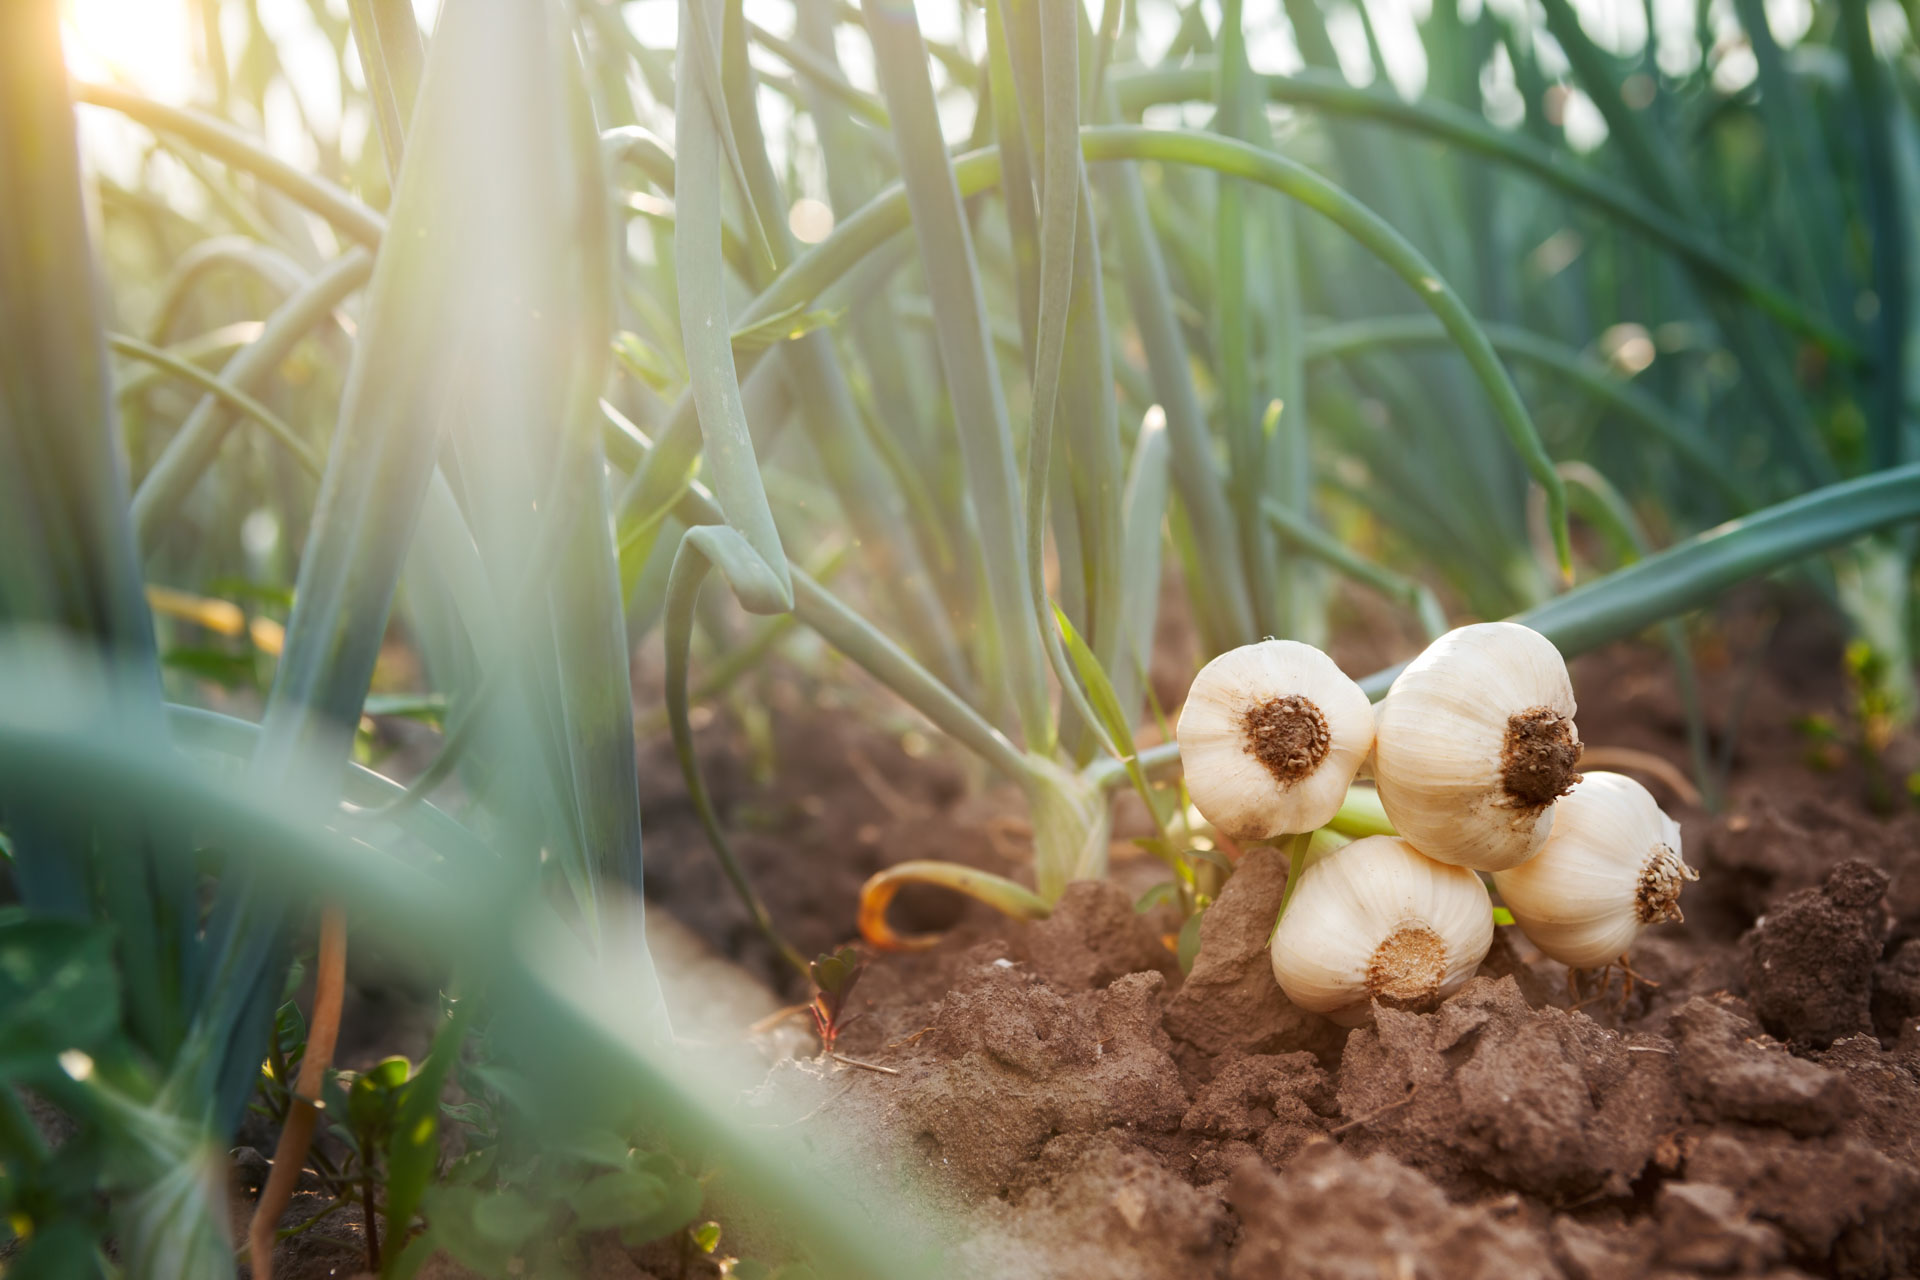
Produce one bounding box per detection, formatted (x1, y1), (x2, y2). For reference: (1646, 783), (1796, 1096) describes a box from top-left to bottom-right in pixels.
(1177, 622), (1697, 1025)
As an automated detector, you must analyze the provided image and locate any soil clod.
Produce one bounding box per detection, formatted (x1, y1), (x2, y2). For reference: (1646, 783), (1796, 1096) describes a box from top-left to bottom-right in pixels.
(1745, 858), (1890, 1046)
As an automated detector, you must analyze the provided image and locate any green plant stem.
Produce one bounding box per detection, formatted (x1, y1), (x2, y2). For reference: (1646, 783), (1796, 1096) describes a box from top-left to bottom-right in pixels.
(131, 250), (373, 548)
(73, 83), (384, 247)
(1302, 315), (1757, 511)
(1115, 462), (1920, 784)
(106, 333), (322, 476)
(1109, 65), (1859, 361)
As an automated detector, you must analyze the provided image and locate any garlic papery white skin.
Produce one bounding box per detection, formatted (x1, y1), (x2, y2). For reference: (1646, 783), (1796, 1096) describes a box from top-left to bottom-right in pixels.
(1491, 770), (1696, 969)
(1176, 640), (1376, 840)
(1270, 835), (1495, 1026)
(1371, 621), (1581, 871)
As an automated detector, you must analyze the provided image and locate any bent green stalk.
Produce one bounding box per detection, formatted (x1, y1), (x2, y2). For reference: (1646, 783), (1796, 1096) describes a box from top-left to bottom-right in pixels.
(1109, 65), (1858, 361)
(1302, 315), (1758, 512)
(1116, 463), (1920, 784)
(106, 334), (322, 477)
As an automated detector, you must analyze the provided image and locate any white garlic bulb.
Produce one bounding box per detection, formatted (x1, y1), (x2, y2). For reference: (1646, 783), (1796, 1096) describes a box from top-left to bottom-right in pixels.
(1491, 771), (1695, 969)
(1270, 835), (1495, 1026)
(1177, 640), (1376, 840)
(1372, 621), (1581, 871)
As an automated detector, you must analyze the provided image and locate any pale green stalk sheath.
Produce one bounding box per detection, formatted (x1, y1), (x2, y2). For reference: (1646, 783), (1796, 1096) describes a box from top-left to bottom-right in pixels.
(1109, 65), (1859, 361)
(132, 249), (373, 548)
(1113, 410), (1172, 721)
(106, 334), (322, 477)
(1301, 315), (1758, 511)
(859, 0), (1052, 748)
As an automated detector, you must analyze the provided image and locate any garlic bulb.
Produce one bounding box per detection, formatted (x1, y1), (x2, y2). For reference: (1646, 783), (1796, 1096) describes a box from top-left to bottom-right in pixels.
(1491, 771), (1695, 969)
(1270, 835), (1494, 1026)
(1372, 621), (1581, 871)
(1177, 640), (1375, 840)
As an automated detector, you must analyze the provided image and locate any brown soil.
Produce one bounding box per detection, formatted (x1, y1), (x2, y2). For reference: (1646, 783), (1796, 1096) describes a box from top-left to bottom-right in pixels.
(623, 589), (1920, 1279)
(247, 587), (1920, 1278)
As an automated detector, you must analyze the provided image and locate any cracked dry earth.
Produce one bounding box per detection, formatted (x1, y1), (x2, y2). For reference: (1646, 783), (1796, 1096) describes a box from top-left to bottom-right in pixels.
(631, 615), (1920, 1280)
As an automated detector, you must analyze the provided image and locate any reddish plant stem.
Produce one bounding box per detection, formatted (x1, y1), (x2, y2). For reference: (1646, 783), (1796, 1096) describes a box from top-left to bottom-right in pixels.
(246, 904), (348, 1280)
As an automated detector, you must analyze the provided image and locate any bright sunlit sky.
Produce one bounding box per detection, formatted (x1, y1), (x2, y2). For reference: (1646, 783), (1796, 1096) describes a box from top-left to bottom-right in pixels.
(58, 0), (1867, 183)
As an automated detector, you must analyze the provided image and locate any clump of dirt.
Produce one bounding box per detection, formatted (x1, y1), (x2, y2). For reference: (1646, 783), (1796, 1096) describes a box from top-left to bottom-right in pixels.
(1745, 859), (1891, 1045)
(1668, 994), (1855, 1135)
(1025, 880), (1176, 992)
(893, 963), (1189, 1193)
(1228, 1142), (1561, 1280)
(1335, 977), (1678, 1202)
(1158, 842), (1340, 1063)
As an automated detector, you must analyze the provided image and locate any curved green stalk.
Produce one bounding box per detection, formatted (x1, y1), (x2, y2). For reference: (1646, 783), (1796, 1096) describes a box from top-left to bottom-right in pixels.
(73, 83), (385, 247)
(1302, 315), (1758, 511)
(620, 126), (1575, 576)
(663, 527), (810, 980)
(1109, 65), (1858, 361)
(144, 236), (306, 344)
(131, 249), (373, 548)
(1556, 462), (1716, 807)
(1078, 126), (1571, 576)
(106, 334), (321, 477)
(607, 406), (1034, 783)
(1367, 462), (1920, 696)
